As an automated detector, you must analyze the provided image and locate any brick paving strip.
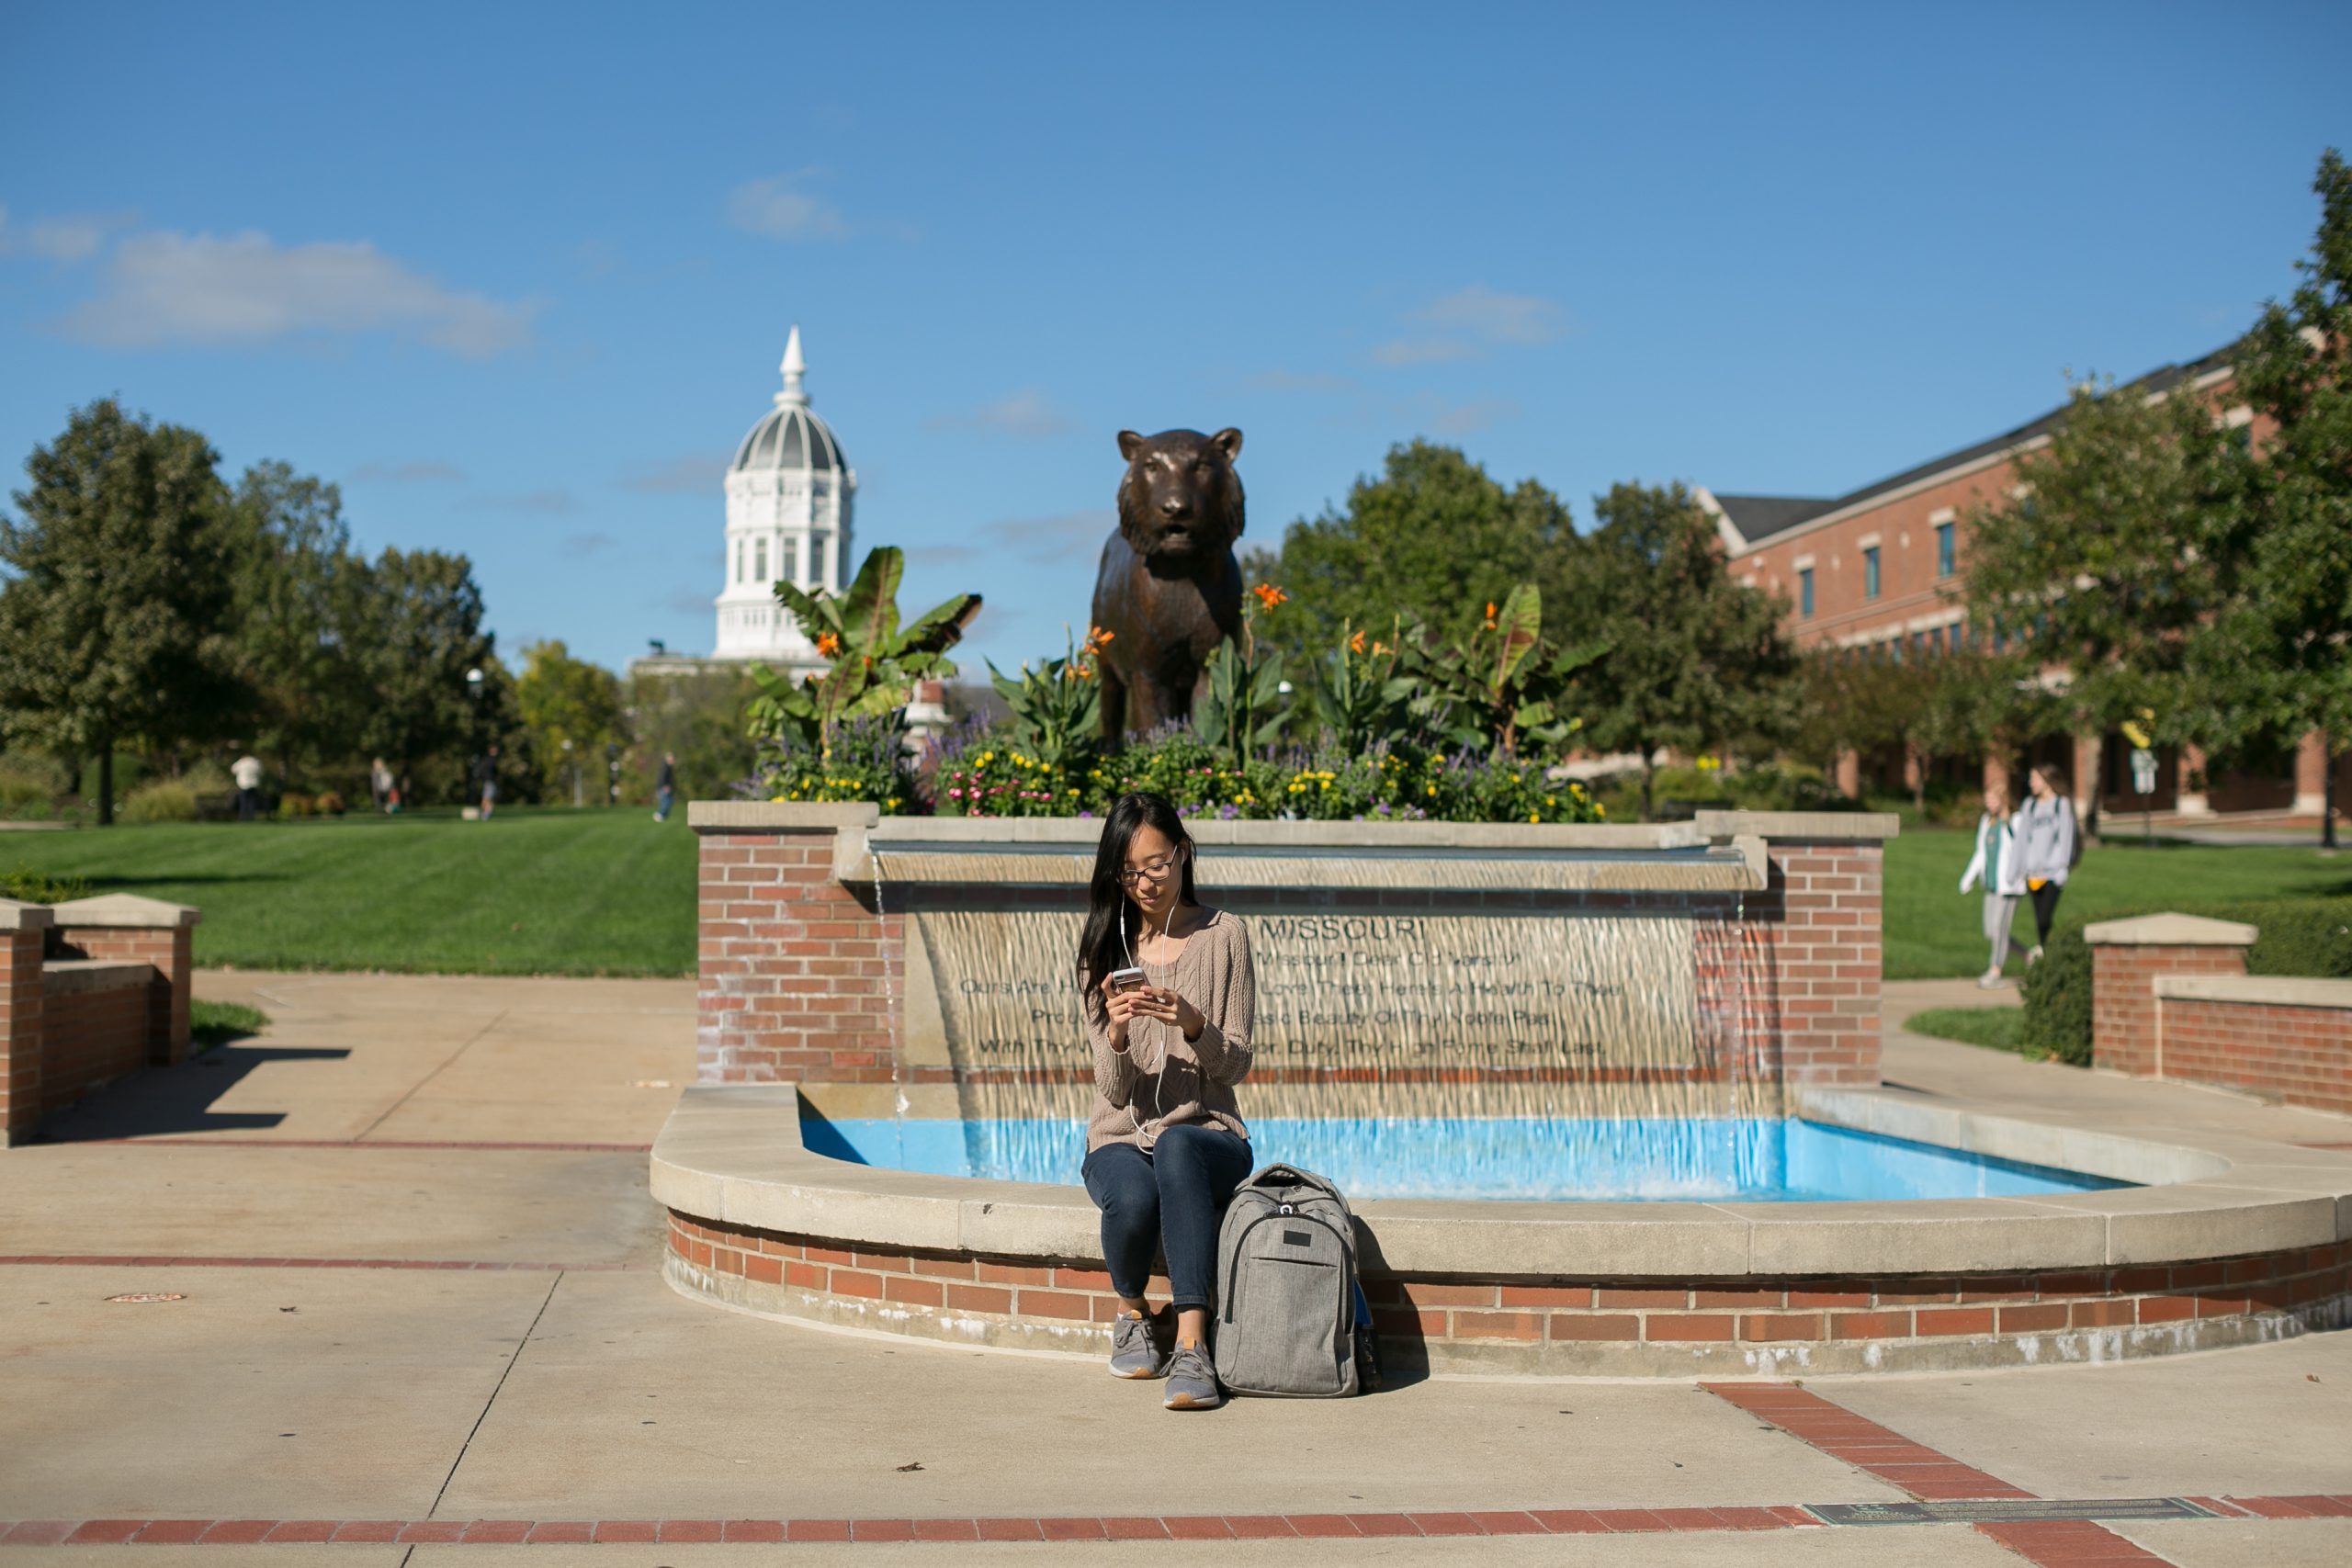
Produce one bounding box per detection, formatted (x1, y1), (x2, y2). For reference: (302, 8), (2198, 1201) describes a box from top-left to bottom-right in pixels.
(2, 1499), (2348, 1547)
(0, 1256), (637, 1271)
(1703, 1382), (2352, 1563)
(74, 1138), (654, 1151)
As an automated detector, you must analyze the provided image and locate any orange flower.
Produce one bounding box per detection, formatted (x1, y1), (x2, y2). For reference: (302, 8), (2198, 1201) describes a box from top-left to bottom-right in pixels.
(816, 632), (841, 658)
(1251, 583), (1289, 611)
(1483, 601), (1498, 630)
(1349, 629), (1367, 655)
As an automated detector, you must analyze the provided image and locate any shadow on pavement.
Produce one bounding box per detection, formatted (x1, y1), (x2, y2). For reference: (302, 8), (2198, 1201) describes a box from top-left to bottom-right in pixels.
(34, 1043), (351, 1143)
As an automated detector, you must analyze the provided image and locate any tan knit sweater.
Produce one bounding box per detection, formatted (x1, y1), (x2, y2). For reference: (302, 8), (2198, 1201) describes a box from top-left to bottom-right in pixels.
(1084, 907), (1256, 1154)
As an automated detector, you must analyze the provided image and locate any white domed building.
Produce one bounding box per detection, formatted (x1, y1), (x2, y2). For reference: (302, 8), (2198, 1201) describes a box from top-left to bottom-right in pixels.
(709, 325), (854, 680)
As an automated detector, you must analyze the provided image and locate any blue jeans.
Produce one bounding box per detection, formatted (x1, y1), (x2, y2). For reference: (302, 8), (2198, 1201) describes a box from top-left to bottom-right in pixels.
(1081, 1123), (1252, 1312)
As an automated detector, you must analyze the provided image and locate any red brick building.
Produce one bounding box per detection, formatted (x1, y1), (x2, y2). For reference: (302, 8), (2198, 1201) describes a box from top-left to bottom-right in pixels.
(1697, 344), (2340, 825)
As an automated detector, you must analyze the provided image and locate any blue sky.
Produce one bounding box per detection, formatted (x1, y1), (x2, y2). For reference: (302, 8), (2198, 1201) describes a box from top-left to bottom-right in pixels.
(4, 1), (2347, 679)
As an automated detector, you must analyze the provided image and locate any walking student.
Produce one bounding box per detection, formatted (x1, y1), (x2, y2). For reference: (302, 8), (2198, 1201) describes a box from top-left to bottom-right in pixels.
(1078, 792), (1257, 1412)
(1960, 781), (2029, 987)
(654, 751), (676, 821)
(2016, 762), (2078, 961)
(231, 750), (264, 821)
(474, 745), (501, 820)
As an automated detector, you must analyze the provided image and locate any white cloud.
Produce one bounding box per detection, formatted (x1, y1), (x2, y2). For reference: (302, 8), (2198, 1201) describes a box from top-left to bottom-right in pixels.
(1418, 284), (1564, 345)
(622, 452), (730, 494)
(0, 206), (135, 264)
(928, 389), (1071, 440)
(1370, 336), (1481, 367)
(726, 173), (851, 242)
(1433, 398), (1519, 434)
(348, 459), (467, 485)
(58, 230), (536, 356)
(1372, 284), (1566, 367)
(466, 488), (576, 516)
(907, 509), (1111, 571)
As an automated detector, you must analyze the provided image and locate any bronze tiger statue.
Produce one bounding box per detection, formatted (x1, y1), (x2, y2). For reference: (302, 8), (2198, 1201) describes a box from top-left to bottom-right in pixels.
(1089, 427), (1246, 745)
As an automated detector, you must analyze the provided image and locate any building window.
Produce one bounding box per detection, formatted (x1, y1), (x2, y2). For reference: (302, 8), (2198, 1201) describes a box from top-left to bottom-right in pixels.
(1863, 546), (1881, 600)
(1936, 521), (1955, 578)
(781, 534), (800, 585)
(734, 538), (744, 584)
(753, 537), (768, 581)
(1799, 568), (1814, 618)
(812, 530), (831, 587)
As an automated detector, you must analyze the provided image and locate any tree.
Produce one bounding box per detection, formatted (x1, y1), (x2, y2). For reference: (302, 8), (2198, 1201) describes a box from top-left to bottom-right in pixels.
(0, 400), (246, 823)
(1556, 482), (1797, 819)
(628, 666), (760, 806)
(1252, 441), (1577, 663)
(516, 640), (628, 806)
(347, 547), (510, 801)
(2190, 149), (2352, 847)
(1962, 364), (2241, 833)
(222, 460), (370, 781)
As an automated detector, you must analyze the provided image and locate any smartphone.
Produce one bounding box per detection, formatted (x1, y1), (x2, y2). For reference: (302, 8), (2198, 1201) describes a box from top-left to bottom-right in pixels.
(1107, 967), (1148, 994)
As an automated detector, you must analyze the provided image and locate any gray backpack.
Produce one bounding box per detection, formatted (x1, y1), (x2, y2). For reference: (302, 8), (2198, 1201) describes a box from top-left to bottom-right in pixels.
(1214, 1163), (1365, 1398)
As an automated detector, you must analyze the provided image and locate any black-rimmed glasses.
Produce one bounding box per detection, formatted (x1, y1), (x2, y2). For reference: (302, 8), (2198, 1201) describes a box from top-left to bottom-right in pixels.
(1116, 851), (1182, 888)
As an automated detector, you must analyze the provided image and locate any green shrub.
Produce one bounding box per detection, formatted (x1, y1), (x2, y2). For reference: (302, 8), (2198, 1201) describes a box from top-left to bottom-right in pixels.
(2225, 898), (2352, 979)
(119, 779), (199, 823)
(276, 793), (313, 819)
(2018, 925), (2094, 1066)
(0, 752), (67, 820)
(313, 790), (347, 817)
(0, 866), (91, 904)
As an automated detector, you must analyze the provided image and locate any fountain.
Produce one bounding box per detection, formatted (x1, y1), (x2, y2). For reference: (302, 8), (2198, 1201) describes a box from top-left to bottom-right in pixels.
(660, 802), (2352, 1376)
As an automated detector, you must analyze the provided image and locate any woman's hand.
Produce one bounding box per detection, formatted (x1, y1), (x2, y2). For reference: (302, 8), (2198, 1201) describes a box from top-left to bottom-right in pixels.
(1130, 985), (1204, 1041)
(1101, 977), (1151, 1052)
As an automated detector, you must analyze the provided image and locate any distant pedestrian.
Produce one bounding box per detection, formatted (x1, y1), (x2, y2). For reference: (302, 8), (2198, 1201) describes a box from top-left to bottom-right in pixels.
(370, 757), (394, 814)
(654, 751), (676, 821)
(2016, 763), (2078, 962)
(1960, 782), (2029, 987)
(232, 751), (265, 821)
(474, 745), (501, 820)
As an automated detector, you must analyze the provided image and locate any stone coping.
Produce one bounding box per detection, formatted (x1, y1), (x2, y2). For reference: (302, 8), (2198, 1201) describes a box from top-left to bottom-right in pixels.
(2085, 913), (2258, 948)
(650, 1083), (2352, 1281)
(48, 893), (201, 931)
(688, 799), (1899, 848)
(0, 897), (55, 932)
(2157, 974), (2352, 1010)
(41, 958), (156, 995)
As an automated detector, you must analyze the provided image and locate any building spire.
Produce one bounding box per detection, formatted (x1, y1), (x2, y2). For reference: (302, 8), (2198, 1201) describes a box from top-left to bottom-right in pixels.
(775, 324), (808, 407)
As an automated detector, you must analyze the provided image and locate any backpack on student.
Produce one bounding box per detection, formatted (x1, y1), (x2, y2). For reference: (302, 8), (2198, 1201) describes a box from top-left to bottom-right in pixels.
(1214, 1163), (1374, 1397)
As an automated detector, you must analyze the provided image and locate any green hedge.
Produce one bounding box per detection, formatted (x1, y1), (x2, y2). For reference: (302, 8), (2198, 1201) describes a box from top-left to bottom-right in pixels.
(2018, 895), (2352, 1068)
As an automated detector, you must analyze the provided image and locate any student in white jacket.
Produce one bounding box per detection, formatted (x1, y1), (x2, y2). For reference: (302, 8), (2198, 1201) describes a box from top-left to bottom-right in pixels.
(1959, 783), (2030, 987)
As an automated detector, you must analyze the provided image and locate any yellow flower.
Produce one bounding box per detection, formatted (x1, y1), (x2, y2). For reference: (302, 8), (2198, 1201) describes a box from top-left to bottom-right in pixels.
(1529, 813), (1540, 823)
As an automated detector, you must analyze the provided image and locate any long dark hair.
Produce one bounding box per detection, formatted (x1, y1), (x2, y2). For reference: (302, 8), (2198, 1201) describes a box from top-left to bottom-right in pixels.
(1078, 792), (1199, 1024)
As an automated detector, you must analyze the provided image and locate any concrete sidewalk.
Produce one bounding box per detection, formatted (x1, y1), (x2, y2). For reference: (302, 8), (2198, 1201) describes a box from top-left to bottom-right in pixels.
(0, 971), (2346, 1565)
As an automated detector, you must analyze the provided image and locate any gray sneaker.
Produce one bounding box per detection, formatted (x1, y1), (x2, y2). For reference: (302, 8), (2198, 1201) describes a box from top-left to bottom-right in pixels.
(1108, 1311), (1168, 1379)
(1162, 1342), (1222, 1410)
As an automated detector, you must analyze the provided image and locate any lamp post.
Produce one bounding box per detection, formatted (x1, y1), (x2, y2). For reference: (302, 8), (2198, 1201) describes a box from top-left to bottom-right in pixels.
(562, 737), (579, 807)
(605, 741), (620, 807)
(465, 668), (485, 803)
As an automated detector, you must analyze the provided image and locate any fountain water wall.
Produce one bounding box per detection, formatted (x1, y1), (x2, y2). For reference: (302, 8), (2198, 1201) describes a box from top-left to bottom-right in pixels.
(691, 806), (1893, 1125)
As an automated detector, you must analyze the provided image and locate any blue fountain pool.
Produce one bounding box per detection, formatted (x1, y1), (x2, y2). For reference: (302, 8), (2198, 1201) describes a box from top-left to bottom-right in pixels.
(797, 1111), (2128, 1202)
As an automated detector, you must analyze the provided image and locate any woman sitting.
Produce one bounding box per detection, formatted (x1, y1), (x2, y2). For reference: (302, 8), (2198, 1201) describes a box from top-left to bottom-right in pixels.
(1079, 792), (1258, 1411)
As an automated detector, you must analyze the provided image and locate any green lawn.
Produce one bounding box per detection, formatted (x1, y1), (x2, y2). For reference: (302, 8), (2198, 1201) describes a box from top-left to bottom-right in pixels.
(1904, 1005), (2031, 1056)
(1, 807), (697, 976)
(1883, 828), (2352, 979)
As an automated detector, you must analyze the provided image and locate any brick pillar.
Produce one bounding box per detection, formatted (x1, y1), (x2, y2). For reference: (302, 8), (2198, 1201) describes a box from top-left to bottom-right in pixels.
(2293, 729), (2329, 820)
(49, 895), (200, 1067)
(1699, 812), (1898, 1089)
(2085, 913), (2256, 1077)
(2176, 743), (2211, 818)
(690, 801), (899, 1086)
(0, 899), (54, 1147)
